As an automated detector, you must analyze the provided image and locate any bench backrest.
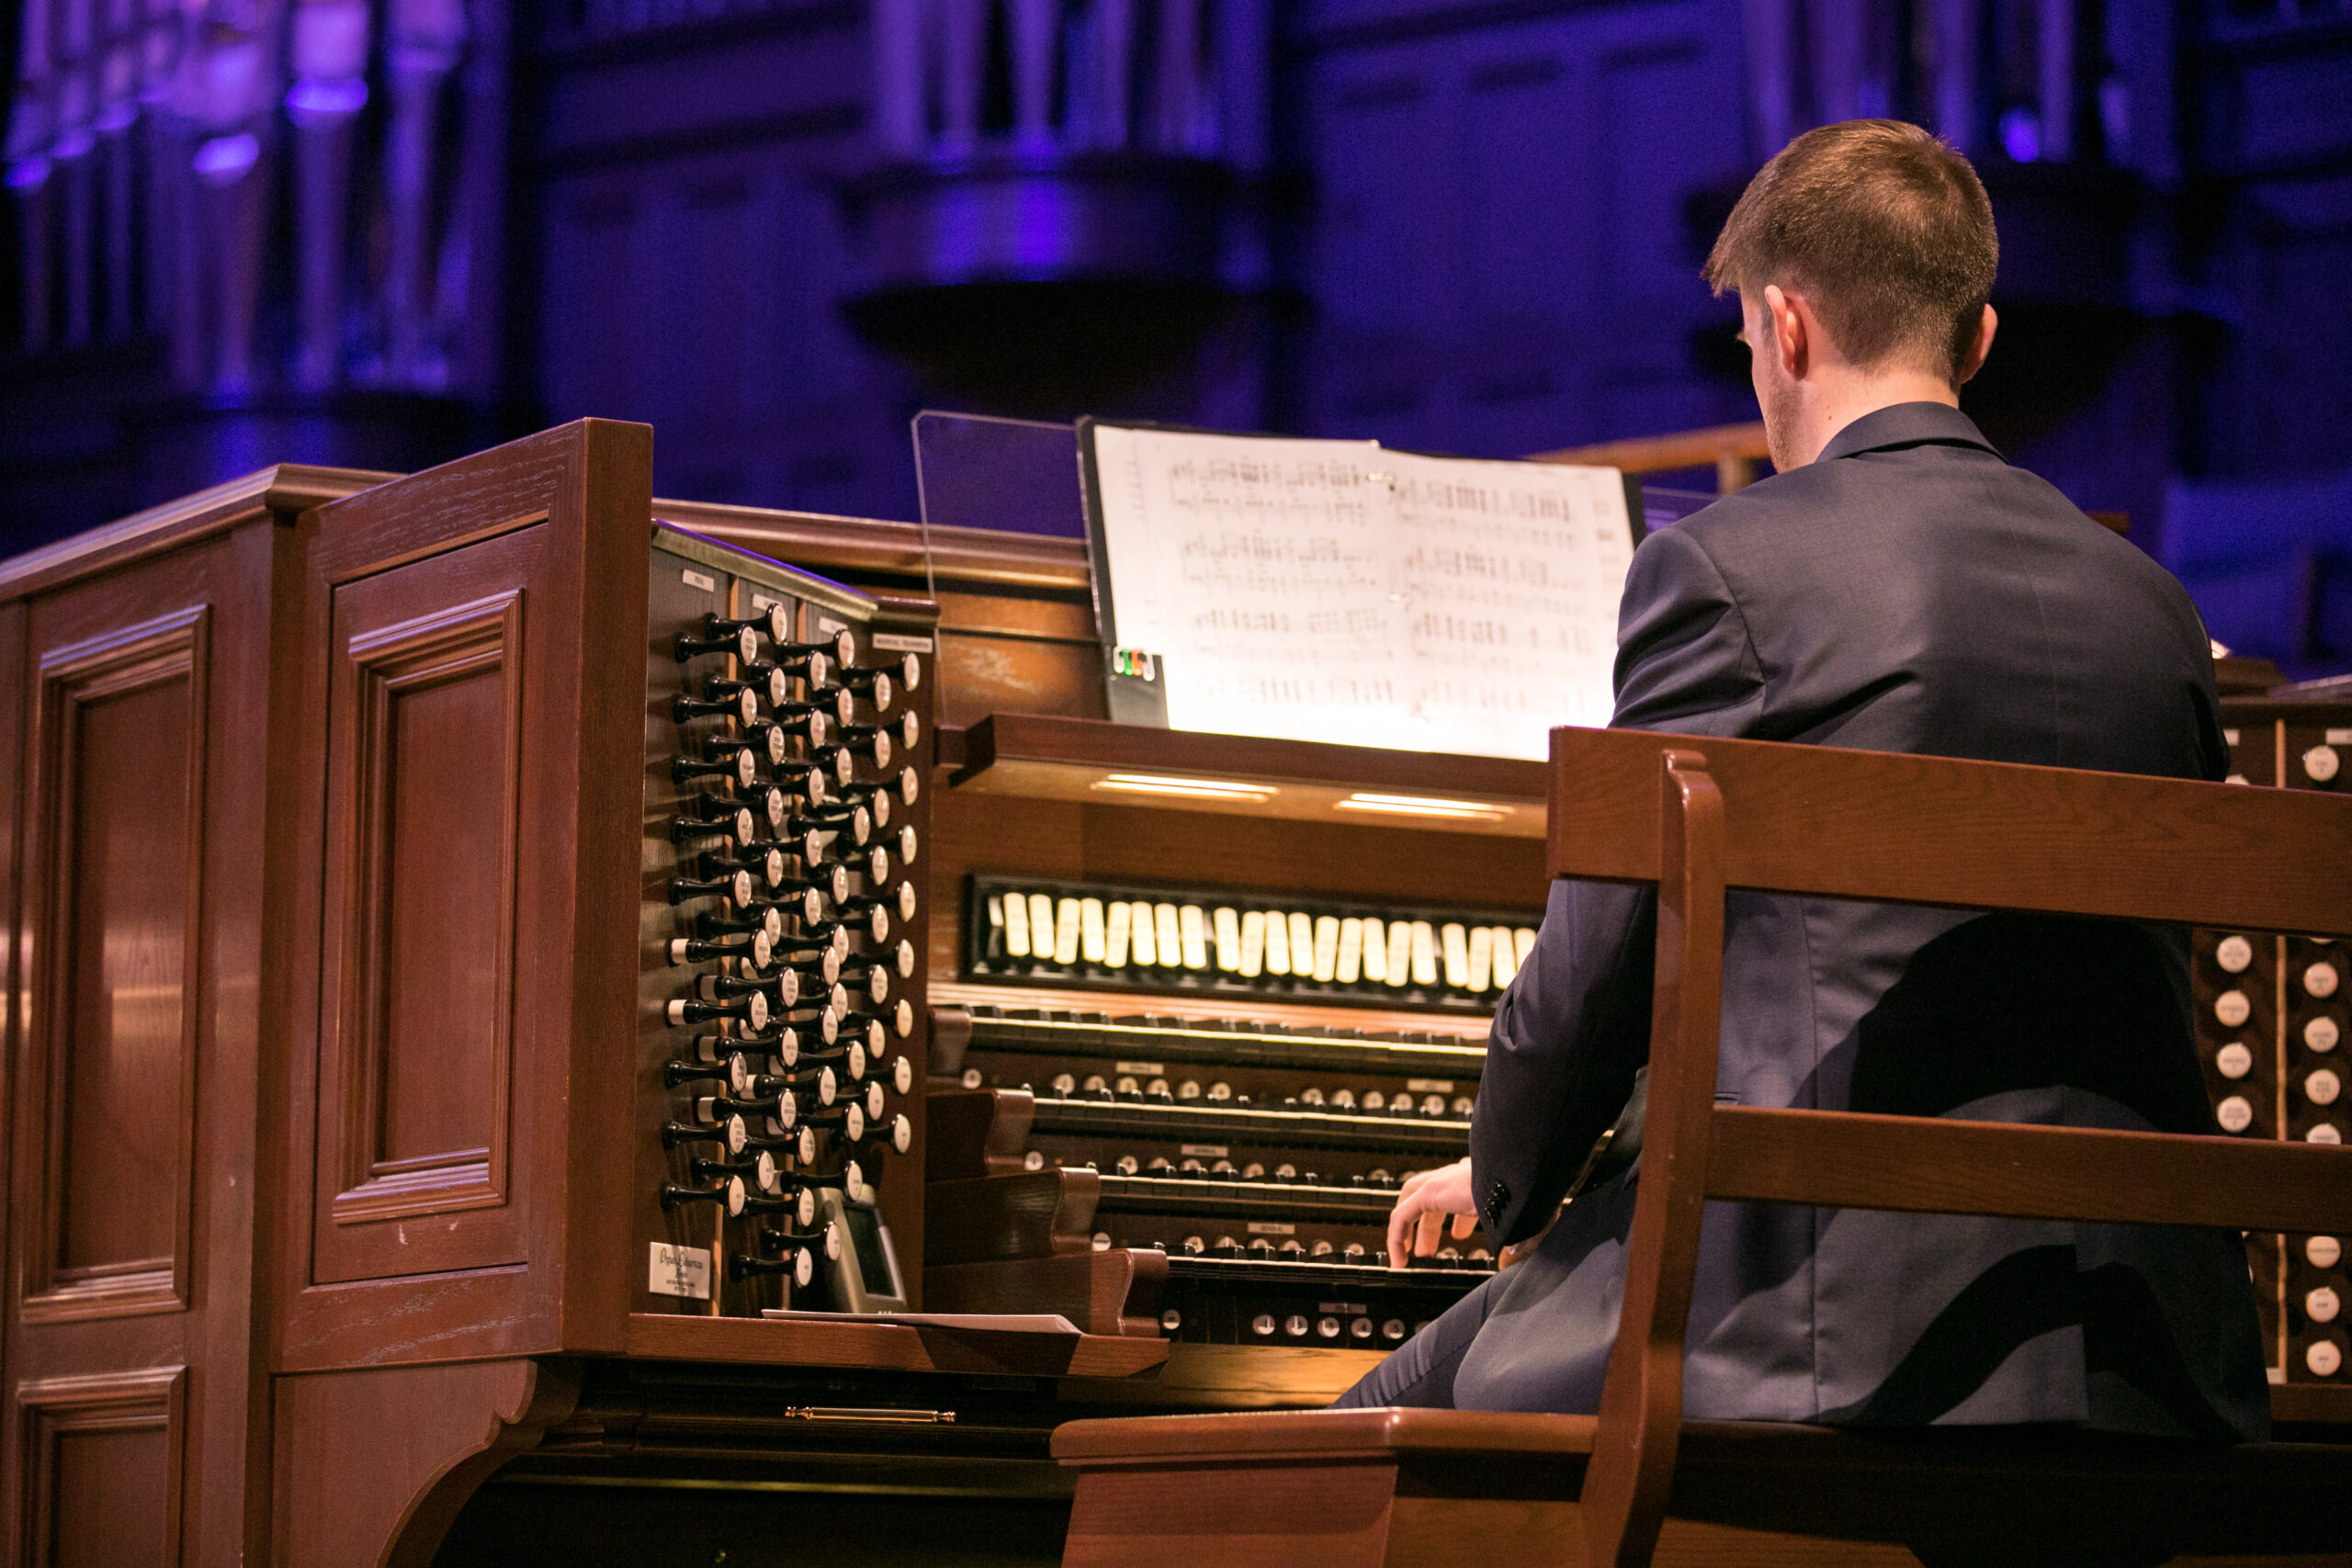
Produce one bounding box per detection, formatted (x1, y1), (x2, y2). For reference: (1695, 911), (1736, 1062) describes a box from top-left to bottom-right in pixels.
(1544, 726), (2352, 1568)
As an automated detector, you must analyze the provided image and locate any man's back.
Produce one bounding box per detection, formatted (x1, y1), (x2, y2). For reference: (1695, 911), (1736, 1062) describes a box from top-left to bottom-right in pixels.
(1453, 402), (2272, 1438)
(1634, 401), (2224, 779)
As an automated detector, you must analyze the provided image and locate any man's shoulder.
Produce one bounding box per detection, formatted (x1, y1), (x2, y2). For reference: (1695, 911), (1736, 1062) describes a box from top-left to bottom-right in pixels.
(1661, 445), (2139, 575)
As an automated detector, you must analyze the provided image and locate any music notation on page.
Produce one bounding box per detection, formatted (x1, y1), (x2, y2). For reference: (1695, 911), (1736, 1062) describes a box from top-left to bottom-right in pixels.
(1083, 423), (1635, 761)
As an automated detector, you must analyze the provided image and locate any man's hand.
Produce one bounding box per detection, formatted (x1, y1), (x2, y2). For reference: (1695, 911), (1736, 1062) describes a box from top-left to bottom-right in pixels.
(1385, 1158), (1479, 1269)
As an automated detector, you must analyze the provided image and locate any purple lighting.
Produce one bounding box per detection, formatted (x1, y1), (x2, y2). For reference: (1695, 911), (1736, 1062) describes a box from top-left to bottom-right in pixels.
(2000, 107), (2042, 164)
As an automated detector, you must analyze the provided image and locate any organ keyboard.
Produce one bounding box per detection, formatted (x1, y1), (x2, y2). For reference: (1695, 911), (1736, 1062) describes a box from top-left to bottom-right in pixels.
(924, 719), (1554, 1392)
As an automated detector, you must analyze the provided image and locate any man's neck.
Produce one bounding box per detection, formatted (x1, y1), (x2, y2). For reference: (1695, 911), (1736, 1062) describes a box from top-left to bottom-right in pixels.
(1786, 371), (1960, 468)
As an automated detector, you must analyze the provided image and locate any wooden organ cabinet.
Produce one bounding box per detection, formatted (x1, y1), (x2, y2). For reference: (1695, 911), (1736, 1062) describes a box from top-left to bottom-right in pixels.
(0, 419), (1549, 1567)
(8, 423), (2341, 1565)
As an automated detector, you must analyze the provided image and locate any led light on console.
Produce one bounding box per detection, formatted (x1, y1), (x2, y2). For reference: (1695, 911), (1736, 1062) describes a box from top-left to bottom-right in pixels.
(1091, 773), (1280, 802)
(1333, 792), (1512, 822)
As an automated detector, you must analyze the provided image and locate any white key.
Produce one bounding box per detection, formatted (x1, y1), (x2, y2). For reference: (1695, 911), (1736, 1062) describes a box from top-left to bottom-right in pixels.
(1130, 901), (1158, 966)
(1488, 925), (1519, 987)
(1180, 905), (1210, 969)
(1105, 900), (1133, 967)
(1430, 926), (1467, 987)
(1412, 921), (1439, 986)
(1213, 907), (1242, 972)
(1239, 911), (1266, 977)
(1080, 898), (1107, 964)
(1337, 919), (1363, 984)
(1467, 927), (1493, 992)
(1054, 898), (1081, 965)
(1003, 892), (1031, 957)
(1155, 903), (1182, 967)
(1361, 919), (1387, 982)
(1514, 928), (1538, 968)
(1313, 916), (1340, 982)
(1028, 895), (1055, 961)
(1289, 913), (1315, 973)
(1386, 921), (1414, 987)
(1440, 922), (1470, 987)
(1264, 910), (1292, 975)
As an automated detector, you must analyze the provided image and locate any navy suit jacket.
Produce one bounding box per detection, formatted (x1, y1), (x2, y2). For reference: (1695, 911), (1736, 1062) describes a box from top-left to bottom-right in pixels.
(1455, 402), (2271, 1439)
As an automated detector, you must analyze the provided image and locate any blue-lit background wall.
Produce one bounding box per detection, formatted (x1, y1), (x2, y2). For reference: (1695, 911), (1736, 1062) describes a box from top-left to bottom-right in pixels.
(4, 0), (2350, 671)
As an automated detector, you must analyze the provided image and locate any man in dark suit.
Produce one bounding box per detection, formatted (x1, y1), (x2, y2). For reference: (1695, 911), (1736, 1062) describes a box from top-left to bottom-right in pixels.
(1336, 119), (2271, 1440)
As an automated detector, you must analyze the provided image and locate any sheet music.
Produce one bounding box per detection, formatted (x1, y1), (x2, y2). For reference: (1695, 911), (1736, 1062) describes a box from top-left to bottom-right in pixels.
(1090, 425), (1408, 748)
(1087, 423), (1636, 761)
(1388, 453), (1635, 758)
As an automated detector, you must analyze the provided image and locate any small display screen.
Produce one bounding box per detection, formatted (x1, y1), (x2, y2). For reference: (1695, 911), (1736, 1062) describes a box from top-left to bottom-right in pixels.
(843, 1203), (894, 1293)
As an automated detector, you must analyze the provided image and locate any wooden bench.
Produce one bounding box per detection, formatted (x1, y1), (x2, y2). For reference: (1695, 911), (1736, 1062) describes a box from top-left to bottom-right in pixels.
(1052, 727), (2352, 1568)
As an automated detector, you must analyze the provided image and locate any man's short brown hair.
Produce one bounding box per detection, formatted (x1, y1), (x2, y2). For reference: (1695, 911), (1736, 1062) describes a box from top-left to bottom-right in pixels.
(1703, 119), (1998, 381)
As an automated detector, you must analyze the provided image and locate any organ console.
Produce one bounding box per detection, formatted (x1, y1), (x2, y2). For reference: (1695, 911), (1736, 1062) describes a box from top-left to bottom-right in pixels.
(6, 423), (2340, 1567)
(2197, 694), (2352, 1412)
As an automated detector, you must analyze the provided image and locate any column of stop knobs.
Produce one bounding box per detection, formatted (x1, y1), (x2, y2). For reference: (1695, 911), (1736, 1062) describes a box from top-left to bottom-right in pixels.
(660, 605), (924, 1292)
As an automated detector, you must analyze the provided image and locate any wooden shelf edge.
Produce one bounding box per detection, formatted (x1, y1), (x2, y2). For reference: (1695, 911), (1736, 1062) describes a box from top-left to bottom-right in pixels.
(951, 714), (1548, 839)
(622, 1312), (1169, 1381)
(2271, 1382), (2352, 1427)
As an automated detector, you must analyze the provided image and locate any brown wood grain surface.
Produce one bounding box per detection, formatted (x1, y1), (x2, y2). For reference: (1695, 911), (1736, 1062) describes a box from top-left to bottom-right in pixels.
(0, 465), (383, 604)
(622, 1310), (1169, 1379)
(926, 1249), (1170, 1337)
(1706, 1104), (2352, 1232)
(962, 713), (1548, 807)
(271, 1358), (578, 1568)
(277, 420), (652, 1369)
(1053, 1406), (1601, 1462)
(1549, 726), (2352, 937)
(1582, 753), (1726, 1568)
(926, 1170), (1103, 1265)
(652, 500), (1090, 591)
(925, 1086), (1039, 1180)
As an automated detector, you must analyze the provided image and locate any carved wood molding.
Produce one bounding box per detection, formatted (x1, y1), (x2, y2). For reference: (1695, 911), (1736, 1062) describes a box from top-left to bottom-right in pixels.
(271, 1358), (580, 1568)
(10, 1365), (187, 1565)
(20, 607), (209, 1325)
(327, 590), (526, 1233)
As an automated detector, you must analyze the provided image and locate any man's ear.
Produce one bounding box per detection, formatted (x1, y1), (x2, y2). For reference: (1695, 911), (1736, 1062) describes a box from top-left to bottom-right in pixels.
(1955, 302), (1998, 386)
(1764, 283), (1806, 380)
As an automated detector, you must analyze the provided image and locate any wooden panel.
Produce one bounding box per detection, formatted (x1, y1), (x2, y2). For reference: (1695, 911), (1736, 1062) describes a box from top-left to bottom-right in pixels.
(1547, 727), (2352, 938)
(938, 633), (1106, 729)
(278, 419), (652, 1368)
(271, 1359), (576, 1568)
(12, 1367), (185, 1568)
(313, 544), (536, 1281)
(22, 609), (208, 1322)
(1704, 1104), (2352, 1235)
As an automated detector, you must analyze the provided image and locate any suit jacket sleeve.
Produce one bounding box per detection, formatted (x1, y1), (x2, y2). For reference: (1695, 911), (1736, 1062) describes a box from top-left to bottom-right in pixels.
(1470, 525), (1765, 1242)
